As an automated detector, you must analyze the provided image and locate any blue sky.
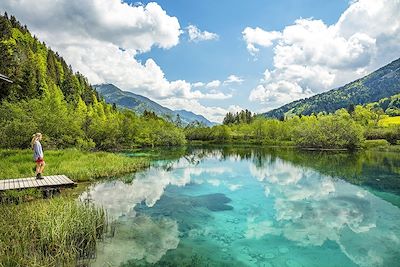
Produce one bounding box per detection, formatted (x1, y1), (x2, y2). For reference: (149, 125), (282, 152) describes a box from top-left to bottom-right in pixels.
(133, 0), (350, 113)
(1, 0), (399, 122)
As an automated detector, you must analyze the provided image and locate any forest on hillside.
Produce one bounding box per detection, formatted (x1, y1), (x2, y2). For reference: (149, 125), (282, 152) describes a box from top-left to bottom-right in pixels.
(264, 57), (400, 119)
(0, 13), (186, 149)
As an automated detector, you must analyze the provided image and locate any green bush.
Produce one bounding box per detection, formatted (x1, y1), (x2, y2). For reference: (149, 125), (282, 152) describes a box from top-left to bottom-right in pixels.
(362, 139), (390, 149)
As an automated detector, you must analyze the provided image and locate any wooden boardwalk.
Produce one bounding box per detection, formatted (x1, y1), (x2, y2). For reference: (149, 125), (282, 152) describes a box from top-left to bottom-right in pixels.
(0, 175), (75, 191)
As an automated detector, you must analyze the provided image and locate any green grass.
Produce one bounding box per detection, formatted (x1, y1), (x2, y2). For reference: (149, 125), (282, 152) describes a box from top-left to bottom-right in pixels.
(378, 116), (400, 126)
(0, 198), (108, 267)
(0, 149), (149, 182)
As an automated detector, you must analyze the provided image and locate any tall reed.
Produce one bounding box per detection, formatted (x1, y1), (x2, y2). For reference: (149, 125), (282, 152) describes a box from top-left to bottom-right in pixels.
(0, 198), (107, 266)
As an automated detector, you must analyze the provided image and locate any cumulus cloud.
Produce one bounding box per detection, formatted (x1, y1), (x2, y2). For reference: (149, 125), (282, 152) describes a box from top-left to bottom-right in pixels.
(244, 0), (400, 109)
(192, 75), (243, 89)
(242, 27), (282, 55)
(223, 75), (244, 85)
(192, 82), (205, 88)
(0, 0), (229, 121)
(187, 24), (219, 42)
(206, 80), (221, 88)
(1, 0), (180, 52)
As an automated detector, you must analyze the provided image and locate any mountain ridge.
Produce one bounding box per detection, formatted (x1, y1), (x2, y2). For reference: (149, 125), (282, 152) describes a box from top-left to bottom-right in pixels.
(263, 58), (400, 118)
(94, 83), (216, 126)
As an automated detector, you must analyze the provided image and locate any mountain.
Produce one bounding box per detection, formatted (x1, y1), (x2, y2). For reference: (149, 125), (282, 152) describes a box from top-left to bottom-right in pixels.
(94, 84), (216, 126)
(263, 58), (400, 118)
(174, 109), (215, 126)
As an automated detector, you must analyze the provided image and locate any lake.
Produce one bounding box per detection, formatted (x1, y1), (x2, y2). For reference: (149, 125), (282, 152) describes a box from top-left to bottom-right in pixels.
(80, 146), (400, 267)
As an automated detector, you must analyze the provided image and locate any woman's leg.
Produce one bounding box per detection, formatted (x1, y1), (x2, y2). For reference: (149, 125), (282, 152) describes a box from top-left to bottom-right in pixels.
(39, 161), (45, 174)
(36, 162), (41, 175)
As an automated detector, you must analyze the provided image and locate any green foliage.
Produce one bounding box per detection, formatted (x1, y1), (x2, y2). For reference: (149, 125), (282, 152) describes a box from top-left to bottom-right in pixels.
(293, 112), (364, 149)
(188, 104), (400, 149)
(364, 126), (400, 144)
(362, 139), (390, 150)
(223, 109), (254, 125)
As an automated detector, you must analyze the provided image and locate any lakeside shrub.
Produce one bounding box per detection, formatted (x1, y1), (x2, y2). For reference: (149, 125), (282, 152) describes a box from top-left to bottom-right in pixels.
(362, 139), (390, 149)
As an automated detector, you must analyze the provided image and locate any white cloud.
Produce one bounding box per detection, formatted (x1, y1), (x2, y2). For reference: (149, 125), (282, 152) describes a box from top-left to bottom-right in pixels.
(1, 0), (180, 52)
(206, 80), (221, 88)
(0, 0), (229, 121)
(245, 0), (400, 109)
(187, 24), (219, 42)
(242, 27), (282, 55)
(192, 82), (205, 88)
(223, 75), (244, 85)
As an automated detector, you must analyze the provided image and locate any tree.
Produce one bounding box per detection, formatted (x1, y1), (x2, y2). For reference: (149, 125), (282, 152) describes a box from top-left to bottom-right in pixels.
(175, 114), (183, 127)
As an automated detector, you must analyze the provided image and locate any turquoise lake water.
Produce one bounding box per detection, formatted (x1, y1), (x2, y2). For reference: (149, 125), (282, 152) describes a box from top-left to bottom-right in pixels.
(80, 147), (400, 267)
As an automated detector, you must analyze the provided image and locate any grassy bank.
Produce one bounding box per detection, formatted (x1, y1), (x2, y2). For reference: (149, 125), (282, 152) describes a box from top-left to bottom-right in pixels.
(0, 149), (149, 266)
(0, 149), (149, 181)
(0, 198), (107, 266)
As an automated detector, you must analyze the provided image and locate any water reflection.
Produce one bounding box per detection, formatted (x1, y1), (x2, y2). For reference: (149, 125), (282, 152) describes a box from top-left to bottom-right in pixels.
(82, 147), (400, 266)
(248, 157), (400, 266)
(80, 156), (232, 219)
(93, 215), (179, 266)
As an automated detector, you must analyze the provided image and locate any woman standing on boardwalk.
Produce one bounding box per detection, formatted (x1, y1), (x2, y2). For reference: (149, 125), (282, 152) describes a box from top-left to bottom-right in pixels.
(31, 133), (45, 179)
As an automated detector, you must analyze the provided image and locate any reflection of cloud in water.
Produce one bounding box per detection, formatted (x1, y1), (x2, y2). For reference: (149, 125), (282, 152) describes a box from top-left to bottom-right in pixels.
(93, 215), (179, 266)
(81, 158), (231, 219)
(248, 158), (400, 267)
(249, 159), (303, 185)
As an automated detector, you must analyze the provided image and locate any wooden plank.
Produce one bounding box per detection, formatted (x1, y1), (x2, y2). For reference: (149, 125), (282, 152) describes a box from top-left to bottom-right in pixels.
(54, 175), (64, 185)
(50, 175), (60, 185)
(55, 175), (67, 185)
(11, 179), (17, 190)
(4, 180), (10, 190)
(44, 175), (52, 185)
(27, 178), (34, 188)
(31, 178), (39, 188)
(18, 179), (24, 188)
(0, 175), (74, 191)
(19, 178), (25, 189)
(56, 175), (66, 185)
(10, 179), (17, 190)
(53, 175), (63, 185)
(21, 179), (28, 189)
(27, 178), (33, 188)
(47, 176), (57, 186)
(36, 178), (44, 187)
